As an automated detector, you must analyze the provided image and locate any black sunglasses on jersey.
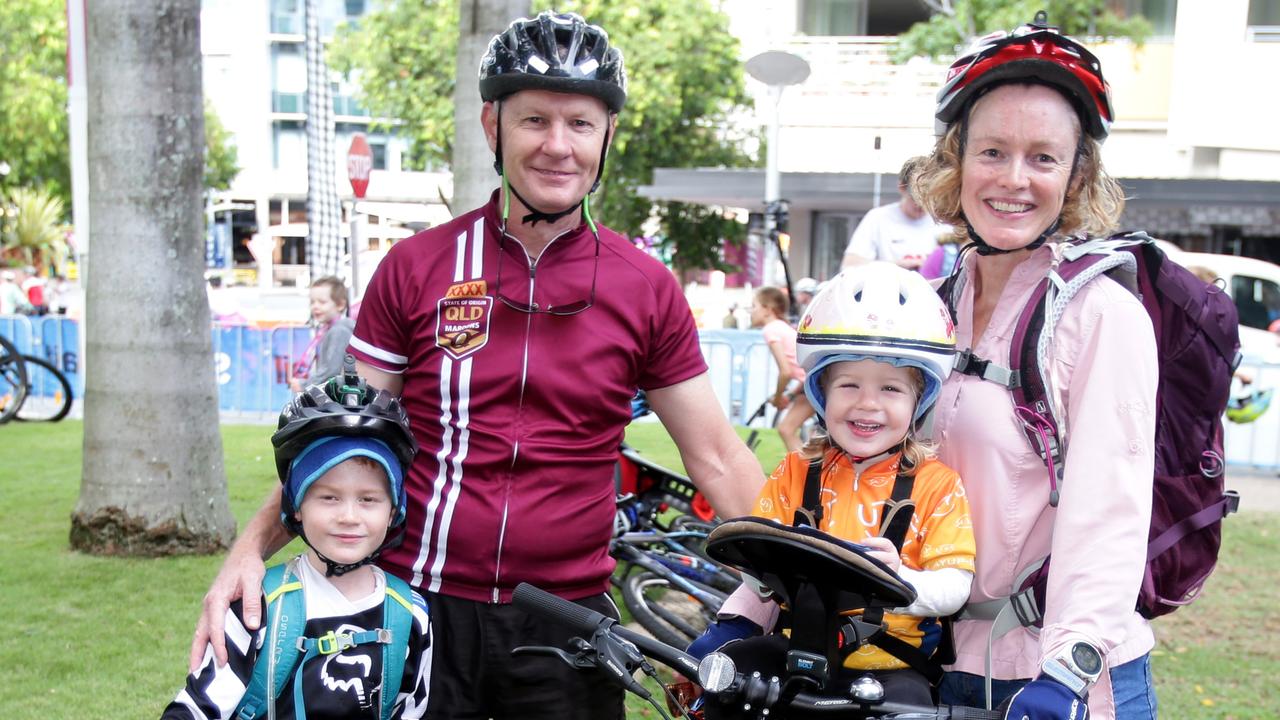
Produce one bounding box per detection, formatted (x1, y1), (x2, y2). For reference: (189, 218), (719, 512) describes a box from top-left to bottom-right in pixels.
(494, 229), (600, 316)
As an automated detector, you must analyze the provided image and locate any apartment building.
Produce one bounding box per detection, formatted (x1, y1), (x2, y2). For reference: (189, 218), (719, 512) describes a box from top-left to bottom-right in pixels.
(200, 0), (450, 286)
(641, 0), (1280, 283)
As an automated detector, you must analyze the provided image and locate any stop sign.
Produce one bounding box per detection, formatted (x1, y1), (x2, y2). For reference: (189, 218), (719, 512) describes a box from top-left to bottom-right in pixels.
(347, 134), (373, 199)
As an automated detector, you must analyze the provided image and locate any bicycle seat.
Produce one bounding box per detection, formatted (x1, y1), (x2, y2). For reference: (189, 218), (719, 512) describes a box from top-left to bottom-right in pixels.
(706, 517), (915, 612)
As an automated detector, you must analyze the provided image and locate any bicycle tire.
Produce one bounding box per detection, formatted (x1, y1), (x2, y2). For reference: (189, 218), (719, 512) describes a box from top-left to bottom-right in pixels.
(15, 355), (72, 422)
(0, 335), (29, 424)
(621, 569), (722, 648)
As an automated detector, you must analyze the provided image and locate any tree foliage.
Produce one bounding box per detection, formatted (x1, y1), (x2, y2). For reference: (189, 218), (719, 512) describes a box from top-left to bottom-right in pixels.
(331, 0), (758, 272)
(1, 187), (69, 274)
(0, 0), (70, 205)
(894, 0), (1152, 63)
(204, 101), (240, 194)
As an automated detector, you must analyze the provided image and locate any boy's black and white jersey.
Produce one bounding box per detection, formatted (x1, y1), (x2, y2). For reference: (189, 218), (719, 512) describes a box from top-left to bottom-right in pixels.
(163, 560), (430, 720)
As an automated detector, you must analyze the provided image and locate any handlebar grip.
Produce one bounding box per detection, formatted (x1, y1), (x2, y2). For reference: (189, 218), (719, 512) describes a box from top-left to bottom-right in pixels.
(512, 583), (614, 637)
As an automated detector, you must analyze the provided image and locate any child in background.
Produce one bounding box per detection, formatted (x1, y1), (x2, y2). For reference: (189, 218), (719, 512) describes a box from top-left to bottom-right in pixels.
(690, 263), (976, 707)
(291, 276), (356, 392)
(750, 286), (815, 453)
(165, 368), (429, 719)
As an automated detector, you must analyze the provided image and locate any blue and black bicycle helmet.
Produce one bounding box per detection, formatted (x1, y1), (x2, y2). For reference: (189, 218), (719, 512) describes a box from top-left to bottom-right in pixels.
(272, 357), (418, 574)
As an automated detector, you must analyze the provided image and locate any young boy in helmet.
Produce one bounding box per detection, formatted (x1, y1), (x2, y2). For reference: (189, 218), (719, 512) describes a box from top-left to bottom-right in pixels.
(688, 263), (976, 708)
(164, 368), (430, 720)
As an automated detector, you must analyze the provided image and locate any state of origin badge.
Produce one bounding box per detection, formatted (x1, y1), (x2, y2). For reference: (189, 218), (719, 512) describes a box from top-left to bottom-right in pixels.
(436, 280), (492, 359)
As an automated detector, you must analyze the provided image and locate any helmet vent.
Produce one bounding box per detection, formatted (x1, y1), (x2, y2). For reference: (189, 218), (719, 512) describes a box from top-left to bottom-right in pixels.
(899, 292), (908, 306)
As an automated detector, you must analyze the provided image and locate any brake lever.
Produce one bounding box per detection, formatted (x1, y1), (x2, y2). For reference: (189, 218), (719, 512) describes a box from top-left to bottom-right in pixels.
(511, 638), (598, 671)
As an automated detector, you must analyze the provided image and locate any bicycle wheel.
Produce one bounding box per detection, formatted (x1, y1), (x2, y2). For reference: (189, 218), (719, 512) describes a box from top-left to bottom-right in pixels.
(0, 336), (28, 424)
(621, 569), (722, 648)
(15, 355), (72, 422)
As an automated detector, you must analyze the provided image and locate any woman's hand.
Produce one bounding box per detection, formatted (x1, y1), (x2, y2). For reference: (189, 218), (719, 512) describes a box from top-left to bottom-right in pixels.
(860, 535), (902, 573)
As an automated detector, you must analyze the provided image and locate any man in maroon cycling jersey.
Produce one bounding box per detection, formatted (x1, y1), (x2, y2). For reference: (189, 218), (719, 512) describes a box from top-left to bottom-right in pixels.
(191, 11), (764, 719)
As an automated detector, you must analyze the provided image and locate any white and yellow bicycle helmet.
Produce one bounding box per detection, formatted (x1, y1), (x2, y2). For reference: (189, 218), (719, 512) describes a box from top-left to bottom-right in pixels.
(797, 263), (956, 422)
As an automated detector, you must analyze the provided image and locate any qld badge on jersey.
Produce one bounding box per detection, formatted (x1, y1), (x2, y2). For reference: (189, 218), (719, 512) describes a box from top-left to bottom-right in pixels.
(436, 280), (492, 359)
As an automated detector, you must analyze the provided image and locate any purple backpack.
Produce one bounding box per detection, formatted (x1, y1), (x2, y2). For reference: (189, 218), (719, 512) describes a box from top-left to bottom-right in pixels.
(946, 232), (1241, 624)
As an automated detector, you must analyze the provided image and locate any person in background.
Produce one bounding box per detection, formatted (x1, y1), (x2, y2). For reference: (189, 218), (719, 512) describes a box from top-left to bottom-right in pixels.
(920, 233), (966, 280)
(751, 286), (814, 453)
(289, 276), (356, 392)
(843, 156), (950, 272)
(793, 277), (819, 318)
(0, 270), (31, 315)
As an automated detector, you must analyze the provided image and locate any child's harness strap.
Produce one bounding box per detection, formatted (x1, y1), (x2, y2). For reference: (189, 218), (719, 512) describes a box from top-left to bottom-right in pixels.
(795, 456), (944, 682)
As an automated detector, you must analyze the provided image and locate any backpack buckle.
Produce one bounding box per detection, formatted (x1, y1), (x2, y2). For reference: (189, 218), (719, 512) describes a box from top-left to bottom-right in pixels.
(303, 630), (357, 655)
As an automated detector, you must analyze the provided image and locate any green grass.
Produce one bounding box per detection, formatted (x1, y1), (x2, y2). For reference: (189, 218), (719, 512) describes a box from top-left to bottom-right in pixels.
(0, 421), (1272, 718)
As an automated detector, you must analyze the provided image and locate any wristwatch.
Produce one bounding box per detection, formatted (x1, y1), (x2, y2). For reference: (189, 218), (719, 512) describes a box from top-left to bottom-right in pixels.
(1040, 641), (1103, 698)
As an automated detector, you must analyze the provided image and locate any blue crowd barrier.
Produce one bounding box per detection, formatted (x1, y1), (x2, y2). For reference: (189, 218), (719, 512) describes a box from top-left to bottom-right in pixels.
(0, 315), (84, 399)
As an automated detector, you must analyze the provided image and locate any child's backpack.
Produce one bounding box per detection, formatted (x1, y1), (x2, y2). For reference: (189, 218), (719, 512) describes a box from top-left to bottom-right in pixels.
(234, 558), (419, 720)
(943, 232), (1242, 625)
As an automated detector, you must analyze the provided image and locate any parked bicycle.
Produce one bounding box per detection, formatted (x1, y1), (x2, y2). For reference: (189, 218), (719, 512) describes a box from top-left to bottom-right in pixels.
(0, 334), (29, 424)
(14, 354), (73, 422)
(0, 335), (73, 423)
(611, 492), (739, 647)
(514, 519), (1003, 720)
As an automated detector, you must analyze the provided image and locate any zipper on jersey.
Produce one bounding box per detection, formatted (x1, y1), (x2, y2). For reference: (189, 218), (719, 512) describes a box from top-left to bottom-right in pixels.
(491, 226), (574, 601)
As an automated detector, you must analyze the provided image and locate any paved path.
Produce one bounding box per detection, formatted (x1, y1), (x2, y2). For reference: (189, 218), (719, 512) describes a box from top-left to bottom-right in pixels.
(1226, 467), (1280, 512)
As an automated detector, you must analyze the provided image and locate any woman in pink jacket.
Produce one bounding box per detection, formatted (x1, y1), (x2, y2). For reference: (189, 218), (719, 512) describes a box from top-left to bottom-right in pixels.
(914, 14), (1158, 720)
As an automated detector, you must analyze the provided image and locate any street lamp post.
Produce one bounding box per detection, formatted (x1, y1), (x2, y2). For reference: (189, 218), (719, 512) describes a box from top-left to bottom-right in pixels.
(745, 50), (809, 318)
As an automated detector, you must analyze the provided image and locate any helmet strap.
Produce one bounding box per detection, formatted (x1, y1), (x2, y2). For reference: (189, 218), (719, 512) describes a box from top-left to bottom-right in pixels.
(298, 523), (406, 577)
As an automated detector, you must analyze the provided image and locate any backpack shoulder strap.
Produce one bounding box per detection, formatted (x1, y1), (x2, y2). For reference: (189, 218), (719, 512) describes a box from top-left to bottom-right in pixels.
(236, 561), (305, 720)
(378, 574), (419, 720)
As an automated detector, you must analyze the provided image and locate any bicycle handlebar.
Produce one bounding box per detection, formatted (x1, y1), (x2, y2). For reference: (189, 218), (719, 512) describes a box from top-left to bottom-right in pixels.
(511, 582), (1004, 720)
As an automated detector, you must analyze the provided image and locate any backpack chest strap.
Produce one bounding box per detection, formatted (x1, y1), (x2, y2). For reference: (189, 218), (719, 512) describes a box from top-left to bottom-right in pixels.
(953, 349), (1020, 389)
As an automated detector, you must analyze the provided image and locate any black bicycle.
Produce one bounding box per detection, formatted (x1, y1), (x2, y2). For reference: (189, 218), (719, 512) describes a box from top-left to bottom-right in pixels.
(0, 334), (29, 424)
(515, 518), (1003, 720)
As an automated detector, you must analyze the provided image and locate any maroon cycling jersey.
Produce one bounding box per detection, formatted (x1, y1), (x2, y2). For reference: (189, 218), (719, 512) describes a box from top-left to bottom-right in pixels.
(350, 194), (706, 603)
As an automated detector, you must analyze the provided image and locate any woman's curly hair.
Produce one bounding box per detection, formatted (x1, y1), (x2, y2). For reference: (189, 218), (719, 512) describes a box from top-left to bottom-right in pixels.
(912, 82), (1126, 242)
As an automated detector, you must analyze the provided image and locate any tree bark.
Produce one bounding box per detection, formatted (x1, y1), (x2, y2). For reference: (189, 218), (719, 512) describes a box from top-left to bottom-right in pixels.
(451, 0), (530, 214)
(73, 0), (235, 556)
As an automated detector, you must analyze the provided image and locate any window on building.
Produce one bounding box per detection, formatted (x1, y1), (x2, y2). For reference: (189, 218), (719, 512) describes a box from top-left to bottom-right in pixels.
(345, 0), (366, 17)
(370, 142), (387, 170)
(1107, 0), (1179, 36)
(1232, 274), (1280, 330)
(273, 120), (305, 171)
(798, 0), (866, 36)
(1248, 0), (1280, 41)
(810, 212), (858, 280)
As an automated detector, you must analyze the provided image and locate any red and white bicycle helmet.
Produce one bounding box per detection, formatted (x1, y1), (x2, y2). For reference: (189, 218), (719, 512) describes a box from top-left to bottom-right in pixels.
(935, 12), (1114, 141)
(797, 263), (956, 422)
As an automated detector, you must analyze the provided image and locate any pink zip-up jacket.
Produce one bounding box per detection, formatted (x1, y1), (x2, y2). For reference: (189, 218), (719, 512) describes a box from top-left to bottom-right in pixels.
(933, 244), (1157, 719)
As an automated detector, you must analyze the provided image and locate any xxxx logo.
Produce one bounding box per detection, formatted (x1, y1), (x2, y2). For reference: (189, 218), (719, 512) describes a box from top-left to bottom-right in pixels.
(436, 281), (492, 359)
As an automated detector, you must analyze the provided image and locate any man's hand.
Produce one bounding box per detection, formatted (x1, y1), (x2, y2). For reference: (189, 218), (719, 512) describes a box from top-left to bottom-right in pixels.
(190, 547), (267, 670)
(769, 391), (790, 410)
(189, 485), (290, 671)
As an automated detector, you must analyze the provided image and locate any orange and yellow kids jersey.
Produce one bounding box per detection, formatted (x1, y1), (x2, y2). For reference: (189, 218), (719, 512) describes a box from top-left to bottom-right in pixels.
(755, 448), (975, 671)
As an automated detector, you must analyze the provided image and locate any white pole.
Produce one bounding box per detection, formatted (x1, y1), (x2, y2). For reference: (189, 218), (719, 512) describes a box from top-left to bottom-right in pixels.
(764, 85), (783, 286)
(66, 0), (89, 381)
(348, 211), (362, 300)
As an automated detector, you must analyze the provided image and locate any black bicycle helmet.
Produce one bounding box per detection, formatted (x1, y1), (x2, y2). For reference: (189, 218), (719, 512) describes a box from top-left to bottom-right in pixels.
(479, 11), (627, 113)
(272, 358), (416, 486)
(271, 356), (418, 576)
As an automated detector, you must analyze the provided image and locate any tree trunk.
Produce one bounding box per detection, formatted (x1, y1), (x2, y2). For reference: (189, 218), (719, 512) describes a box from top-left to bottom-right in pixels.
(73, 0), (235, 556)
(451, 0), (529, 214)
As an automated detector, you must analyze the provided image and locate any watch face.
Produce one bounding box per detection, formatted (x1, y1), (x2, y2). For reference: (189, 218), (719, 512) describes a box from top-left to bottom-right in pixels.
(1072, 642), (1103, 675)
